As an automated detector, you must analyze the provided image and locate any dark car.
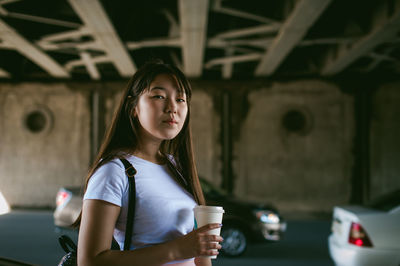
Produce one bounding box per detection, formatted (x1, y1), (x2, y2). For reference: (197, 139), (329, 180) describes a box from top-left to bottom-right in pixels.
(54, 178), (286, 256)
(0, 257), (35, 266)
(200, 178), (286, 256)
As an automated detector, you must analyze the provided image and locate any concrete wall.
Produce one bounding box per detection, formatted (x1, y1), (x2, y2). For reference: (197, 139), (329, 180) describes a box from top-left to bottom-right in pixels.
(370, 83), (400, 199)
(1, 80), (399, 214)
(190, 90), (222, 186)
(0, 83), (90, 207)
(234, 81), (354, 213)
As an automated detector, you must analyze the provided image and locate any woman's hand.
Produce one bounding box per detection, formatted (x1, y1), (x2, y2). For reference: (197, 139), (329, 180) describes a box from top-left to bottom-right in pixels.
(170, 223), (223, 260)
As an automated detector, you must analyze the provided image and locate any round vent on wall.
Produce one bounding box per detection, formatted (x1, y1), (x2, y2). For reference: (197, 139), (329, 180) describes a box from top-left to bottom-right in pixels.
(26, 111), (46, 133)
(23, 106), (53, 135)
(281, 107), (313, 136)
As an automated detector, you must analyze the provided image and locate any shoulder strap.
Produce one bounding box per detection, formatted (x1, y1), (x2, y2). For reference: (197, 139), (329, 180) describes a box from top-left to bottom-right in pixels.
(119, 158), (137, 251)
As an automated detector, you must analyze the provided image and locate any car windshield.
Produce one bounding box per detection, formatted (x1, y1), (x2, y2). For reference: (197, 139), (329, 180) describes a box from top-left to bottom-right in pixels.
(199, 178), (227, 198)
(366, 189), (400, 212)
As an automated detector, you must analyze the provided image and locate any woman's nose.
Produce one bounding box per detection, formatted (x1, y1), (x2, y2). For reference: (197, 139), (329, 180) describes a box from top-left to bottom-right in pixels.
(165, 99), (177, 113)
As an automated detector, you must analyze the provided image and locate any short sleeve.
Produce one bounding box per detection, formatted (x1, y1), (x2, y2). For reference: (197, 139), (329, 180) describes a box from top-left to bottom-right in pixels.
(84, 159), (128, 207)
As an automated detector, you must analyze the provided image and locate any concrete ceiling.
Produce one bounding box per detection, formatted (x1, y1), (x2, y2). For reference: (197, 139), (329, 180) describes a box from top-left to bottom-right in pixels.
(0, 0), (399, 80)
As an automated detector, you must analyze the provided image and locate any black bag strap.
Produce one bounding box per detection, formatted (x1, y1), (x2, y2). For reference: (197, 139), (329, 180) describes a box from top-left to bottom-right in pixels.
(58, 158), (137, 255)
(119, 158), (137, 251)
(58, 235), (77, 254)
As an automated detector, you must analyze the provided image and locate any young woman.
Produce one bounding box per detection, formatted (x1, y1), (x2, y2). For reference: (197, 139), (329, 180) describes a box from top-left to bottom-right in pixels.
(77, 61), (223, 266)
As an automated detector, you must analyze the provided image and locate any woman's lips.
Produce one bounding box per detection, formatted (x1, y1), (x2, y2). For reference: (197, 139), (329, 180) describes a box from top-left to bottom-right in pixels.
(163, 120), (177, 125)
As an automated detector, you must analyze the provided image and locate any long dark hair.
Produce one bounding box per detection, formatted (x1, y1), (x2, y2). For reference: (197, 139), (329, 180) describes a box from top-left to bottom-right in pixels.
(74, 60), (205, 226)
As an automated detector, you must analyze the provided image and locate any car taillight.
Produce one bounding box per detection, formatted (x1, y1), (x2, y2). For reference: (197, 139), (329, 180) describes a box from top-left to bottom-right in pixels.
(56, 190), (71, 207)
(348, 222), (373, 247)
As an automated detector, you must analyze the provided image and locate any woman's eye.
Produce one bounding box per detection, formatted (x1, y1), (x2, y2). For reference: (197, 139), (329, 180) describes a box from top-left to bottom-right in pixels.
(177, 98), (186, 103)
(152, 95), (165, 99)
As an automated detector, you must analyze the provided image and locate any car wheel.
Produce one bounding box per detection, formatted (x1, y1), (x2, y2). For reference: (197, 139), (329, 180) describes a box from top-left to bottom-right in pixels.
(220, 225), (247, 257)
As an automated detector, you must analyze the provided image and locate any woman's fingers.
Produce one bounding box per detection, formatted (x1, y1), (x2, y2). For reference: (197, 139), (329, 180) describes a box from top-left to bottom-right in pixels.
(204, 249), (219, 256)
(176, 223), (224, 259)
(197, 243), (221, 256)
(199, 234), (223, 243)
(197, 223), (222, 232)
(205, 242), (222, 250)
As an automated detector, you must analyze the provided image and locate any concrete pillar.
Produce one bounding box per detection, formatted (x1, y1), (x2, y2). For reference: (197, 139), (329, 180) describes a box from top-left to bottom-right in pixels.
(0, 83), (90, 207)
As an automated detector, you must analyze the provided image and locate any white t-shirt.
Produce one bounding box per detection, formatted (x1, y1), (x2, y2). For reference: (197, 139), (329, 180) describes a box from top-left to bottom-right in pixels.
(84, 155), (197, 263)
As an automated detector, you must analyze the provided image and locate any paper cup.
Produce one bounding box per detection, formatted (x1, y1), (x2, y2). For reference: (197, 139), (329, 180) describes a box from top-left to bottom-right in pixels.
(193, 205), (225, 259)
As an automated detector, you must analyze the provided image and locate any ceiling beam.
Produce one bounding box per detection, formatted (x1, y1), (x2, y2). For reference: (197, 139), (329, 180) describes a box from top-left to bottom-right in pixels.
(255, 0), (332, 76)
(126, 38), (181, 50)
(80, 52), (101, 80)
(215, 24), (281, 40)
(0, 18), (70, 78)
(0, 68), (10, 78)
(321, 0), (400, 76)
(68, 0), (136, 77)
(222, 47), (234, 79)
(205, 53), (262, 68)
(5, 12), (81, 28)
(212, 0), (278, 24)
(179, 0), (209, 77)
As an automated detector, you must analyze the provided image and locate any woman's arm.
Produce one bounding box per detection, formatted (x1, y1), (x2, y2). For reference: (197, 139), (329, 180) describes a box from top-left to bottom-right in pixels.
(194, 257), (212, 266)
(78, 199), (222, 266)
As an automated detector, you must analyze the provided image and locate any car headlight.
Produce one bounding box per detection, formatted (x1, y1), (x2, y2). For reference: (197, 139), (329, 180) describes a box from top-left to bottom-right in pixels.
(254, 210), (280, 224)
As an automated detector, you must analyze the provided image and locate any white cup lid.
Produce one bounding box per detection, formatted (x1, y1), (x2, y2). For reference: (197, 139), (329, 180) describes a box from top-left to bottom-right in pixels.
(193, 205), (225, 213)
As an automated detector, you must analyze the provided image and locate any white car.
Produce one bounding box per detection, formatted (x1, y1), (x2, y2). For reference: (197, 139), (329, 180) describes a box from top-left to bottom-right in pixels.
(328, 190), (400, 266)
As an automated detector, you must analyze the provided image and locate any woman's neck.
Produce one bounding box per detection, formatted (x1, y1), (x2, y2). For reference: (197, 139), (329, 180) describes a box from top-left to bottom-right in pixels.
(132, 143), (165, 165)
(132, 125), (166, 164)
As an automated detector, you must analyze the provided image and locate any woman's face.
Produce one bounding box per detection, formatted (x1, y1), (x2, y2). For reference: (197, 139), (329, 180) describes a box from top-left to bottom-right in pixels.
(134, 73), (188, 143)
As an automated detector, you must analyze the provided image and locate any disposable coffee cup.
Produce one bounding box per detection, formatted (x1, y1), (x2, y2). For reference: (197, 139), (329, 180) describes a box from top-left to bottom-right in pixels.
(193, 205), (225, 259)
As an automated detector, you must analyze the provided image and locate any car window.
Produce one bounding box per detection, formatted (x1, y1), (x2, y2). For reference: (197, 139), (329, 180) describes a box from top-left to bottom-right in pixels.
(367, 189), (400, 212)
